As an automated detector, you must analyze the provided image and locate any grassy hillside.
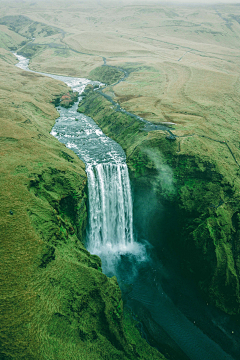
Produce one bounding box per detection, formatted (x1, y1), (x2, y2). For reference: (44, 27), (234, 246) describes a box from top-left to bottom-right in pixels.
(89, 66), (124, 85)
(78, 86), (240, 316)
(1, 0), (240, 356)
(0, 51), (165, 359)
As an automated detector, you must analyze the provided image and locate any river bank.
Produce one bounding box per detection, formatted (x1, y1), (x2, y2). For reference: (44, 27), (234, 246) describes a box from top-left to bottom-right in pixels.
(0, 52), (166, 360)
(14, 53), (240, 360)
(2, 3), (240, 359)
(77, 84), (240, 359)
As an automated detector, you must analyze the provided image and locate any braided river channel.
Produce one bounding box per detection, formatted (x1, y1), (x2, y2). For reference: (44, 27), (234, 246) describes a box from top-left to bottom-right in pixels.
(15, 54), (240, 360)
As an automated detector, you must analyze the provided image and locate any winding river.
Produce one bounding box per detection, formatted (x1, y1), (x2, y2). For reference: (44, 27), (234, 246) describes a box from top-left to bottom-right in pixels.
(15, 54), (239, 360)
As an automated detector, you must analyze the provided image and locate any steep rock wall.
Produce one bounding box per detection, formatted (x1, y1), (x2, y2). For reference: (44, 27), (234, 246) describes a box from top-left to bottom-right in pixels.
(78, 87), (240, 316)
(0, 55), (164, 360)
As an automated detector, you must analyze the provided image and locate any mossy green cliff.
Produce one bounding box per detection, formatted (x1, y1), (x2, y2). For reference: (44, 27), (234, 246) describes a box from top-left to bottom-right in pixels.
(89, 66), (124, 85)
(78, 86), (240, 316)
(0, 54), (165, 359)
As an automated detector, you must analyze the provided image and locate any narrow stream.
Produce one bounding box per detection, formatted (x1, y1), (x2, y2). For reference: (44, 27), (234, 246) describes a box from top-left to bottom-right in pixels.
(15, 54), (239, 360)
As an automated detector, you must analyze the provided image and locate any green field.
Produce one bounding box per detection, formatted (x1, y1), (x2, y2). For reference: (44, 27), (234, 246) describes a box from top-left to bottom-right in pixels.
(1, 0), (240, 358)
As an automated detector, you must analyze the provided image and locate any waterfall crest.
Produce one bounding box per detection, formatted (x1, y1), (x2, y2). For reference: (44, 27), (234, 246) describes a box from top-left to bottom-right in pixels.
(14, 52), (144, 267)
(86, 163), (134, 256)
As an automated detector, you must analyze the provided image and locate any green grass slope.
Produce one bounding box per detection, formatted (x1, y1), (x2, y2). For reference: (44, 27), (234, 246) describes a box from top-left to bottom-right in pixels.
(78, 86), (240, 316)
(0, 52), (165, 360)
(89, 66), (125, 85)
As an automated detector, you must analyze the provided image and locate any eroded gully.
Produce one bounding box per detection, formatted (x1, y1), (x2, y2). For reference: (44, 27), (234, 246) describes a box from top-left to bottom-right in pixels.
(14, 53), (239, 360)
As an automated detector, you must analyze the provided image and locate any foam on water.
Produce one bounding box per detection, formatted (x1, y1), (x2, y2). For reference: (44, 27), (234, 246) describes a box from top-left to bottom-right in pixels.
(14, 53), (146, 272)
(86, 163), (146, 270)
(14, 53), (238, 360)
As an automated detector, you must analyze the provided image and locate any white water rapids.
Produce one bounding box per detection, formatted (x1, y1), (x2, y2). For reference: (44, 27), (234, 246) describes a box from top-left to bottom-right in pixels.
(14, 54), (143, 268)
(15, 54), (238, 360)
(87, 163), (134, 254)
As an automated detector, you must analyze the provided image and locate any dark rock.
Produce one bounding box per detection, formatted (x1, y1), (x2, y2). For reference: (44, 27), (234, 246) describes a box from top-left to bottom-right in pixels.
(166, 135), (176, 141)
(60, 91), (78, 108)
(39, 246), (55, 268)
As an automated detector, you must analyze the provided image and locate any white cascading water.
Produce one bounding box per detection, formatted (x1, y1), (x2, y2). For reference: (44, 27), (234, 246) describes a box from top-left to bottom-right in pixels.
(14, 55), (237, 360)
(13, 54), (142, 269)
(87, 163), (134, 255)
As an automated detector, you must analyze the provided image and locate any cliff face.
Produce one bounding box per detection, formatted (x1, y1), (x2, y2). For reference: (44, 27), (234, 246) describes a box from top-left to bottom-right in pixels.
(78, 87), (240, 316)
(0, 53), (165, 360)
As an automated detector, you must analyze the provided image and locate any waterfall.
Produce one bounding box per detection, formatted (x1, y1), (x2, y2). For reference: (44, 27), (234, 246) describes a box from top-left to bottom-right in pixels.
(14, 52), (145, 270)
(86, 163), (134, 256)
(14, 53), (239, 360)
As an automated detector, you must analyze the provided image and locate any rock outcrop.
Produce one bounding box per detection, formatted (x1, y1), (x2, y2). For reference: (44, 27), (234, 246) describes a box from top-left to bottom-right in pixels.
(0, 56), (165, 360)
(78, 87), (240, 316)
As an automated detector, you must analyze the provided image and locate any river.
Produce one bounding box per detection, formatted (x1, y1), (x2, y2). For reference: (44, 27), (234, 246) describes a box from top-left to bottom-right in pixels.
(15, 53), (240, 360)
